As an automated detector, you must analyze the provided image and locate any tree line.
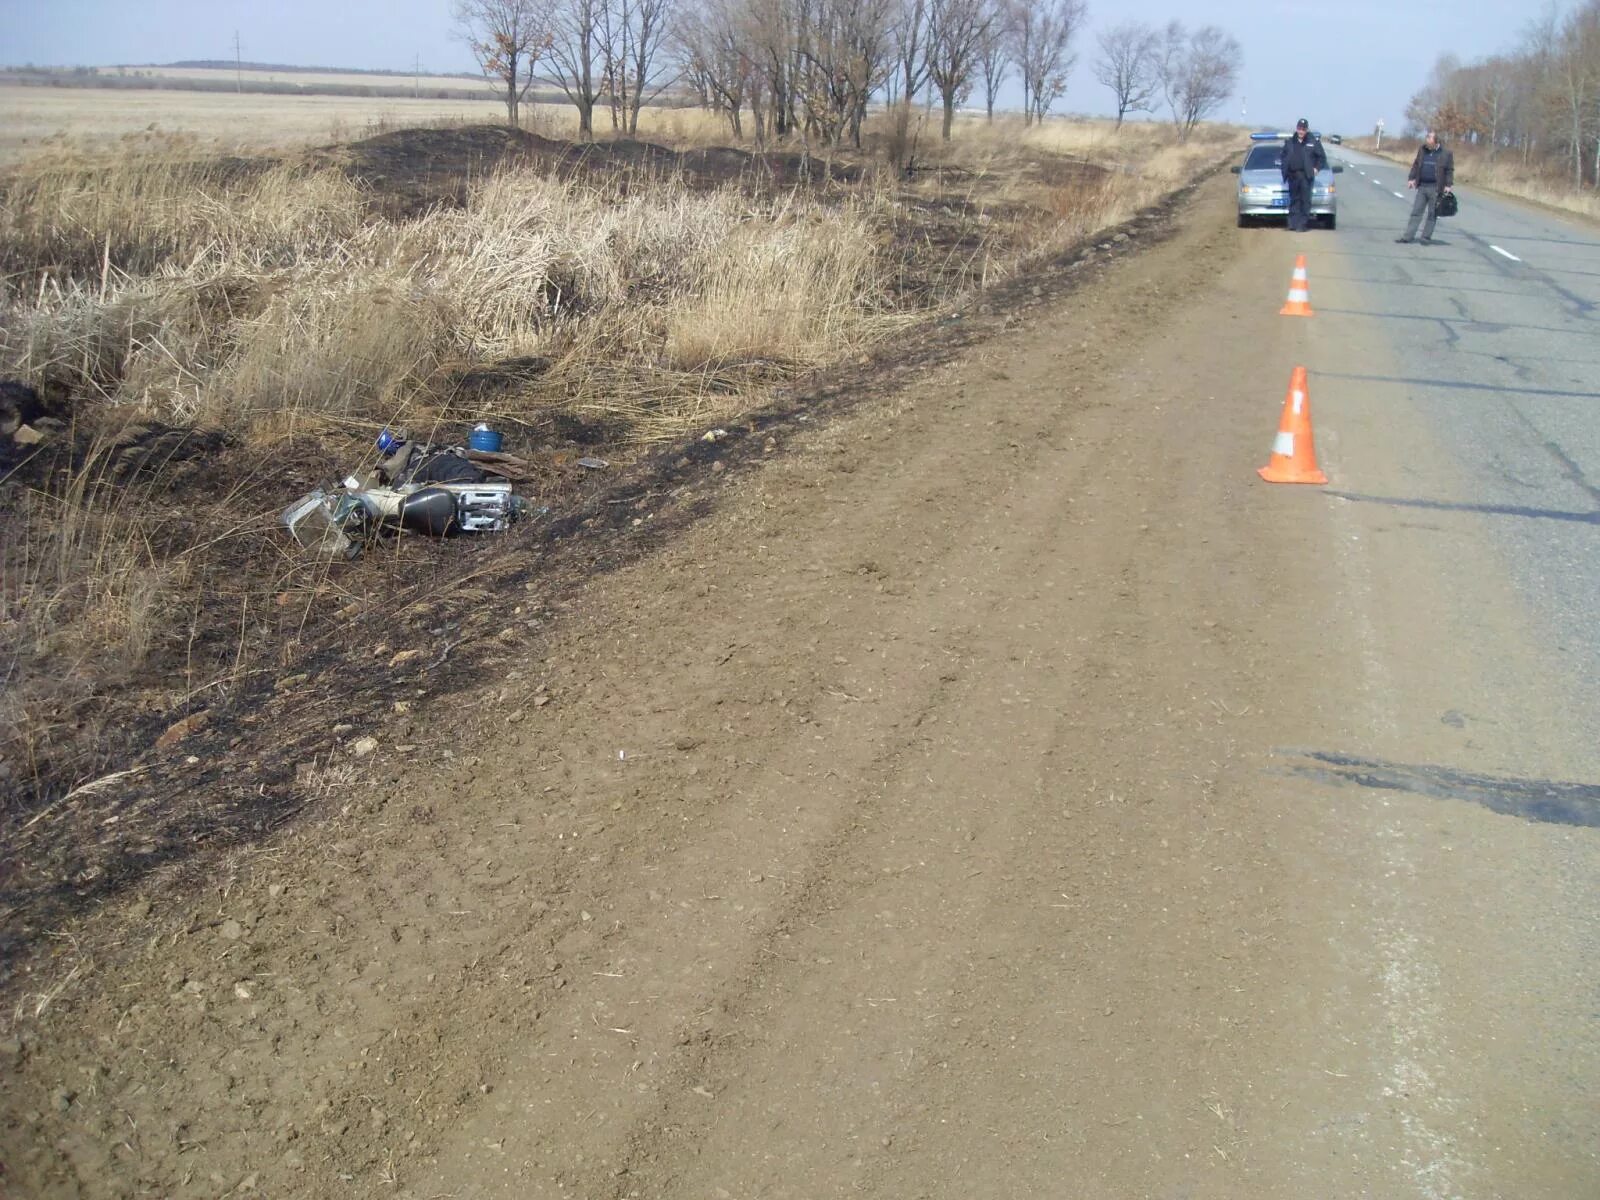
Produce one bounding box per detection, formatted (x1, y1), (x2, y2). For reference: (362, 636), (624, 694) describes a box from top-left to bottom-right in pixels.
(451, 0), (1240, 146)
(1405, 0), (1600, 187)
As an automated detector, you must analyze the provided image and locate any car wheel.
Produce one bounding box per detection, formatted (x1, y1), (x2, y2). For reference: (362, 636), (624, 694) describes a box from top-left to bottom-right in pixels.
(1237, 214), (1249, 228)
(1324, 214), (1336, 230)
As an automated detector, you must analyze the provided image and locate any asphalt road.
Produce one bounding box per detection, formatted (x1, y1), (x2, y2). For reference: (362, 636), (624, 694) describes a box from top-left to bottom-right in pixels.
(1270, 147), (1600, 1196)
(1317, 146), (1600, 737)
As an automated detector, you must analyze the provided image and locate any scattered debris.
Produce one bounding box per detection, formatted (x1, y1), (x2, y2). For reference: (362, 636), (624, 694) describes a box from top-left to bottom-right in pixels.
(281, 427), (531, 559)
(576, 456), (609, 470)
(351, 737), (379, 759)
(701, 429), (730, 443)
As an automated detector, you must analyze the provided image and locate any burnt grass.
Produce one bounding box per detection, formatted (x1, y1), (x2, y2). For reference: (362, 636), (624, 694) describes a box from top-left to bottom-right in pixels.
(308, 124), (865, 219)
(0, 124), (1221, 982)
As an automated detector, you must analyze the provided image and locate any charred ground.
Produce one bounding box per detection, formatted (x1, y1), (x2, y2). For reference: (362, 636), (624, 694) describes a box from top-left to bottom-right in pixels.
(0, 122), (1216, 982)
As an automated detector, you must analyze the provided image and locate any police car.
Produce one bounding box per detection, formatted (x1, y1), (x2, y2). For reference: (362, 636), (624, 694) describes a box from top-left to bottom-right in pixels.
(1231, 131), (1344, 229)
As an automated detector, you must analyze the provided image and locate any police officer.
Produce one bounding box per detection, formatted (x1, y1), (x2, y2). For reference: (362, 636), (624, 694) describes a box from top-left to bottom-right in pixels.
(1281, 118), (1327, 233)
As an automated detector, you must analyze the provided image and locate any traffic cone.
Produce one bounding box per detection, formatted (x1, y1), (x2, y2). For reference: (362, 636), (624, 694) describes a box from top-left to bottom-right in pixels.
(1258, 366), (1328, 484)
(1279, 254), (1314, 316)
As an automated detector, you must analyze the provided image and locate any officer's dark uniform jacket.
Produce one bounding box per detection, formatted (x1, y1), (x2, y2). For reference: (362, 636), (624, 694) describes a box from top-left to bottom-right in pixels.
(1280, 134), (1327, 180)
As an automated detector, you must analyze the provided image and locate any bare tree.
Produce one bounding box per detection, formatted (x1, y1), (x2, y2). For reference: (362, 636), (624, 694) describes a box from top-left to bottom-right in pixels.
(1549, 0), (1599, 185)
(1403, 0), (1598, 185)
(675, 0), (758, 136)
(1155, 21), (1240, 142)
(545, 0), (608, 138)
(1006, 0), (1086, 126)
(976, 5), (1008, 121)
(927, 0), (990, 139)
(744, 0), (798, 138)
(1404, 52), (1461, 135)
(795, 0), (897, 147)
(890, 0), (933, 107)
(1094, 20), (1158, 128)
(452, 0), (553, 126)
(602, 0), (678, 134)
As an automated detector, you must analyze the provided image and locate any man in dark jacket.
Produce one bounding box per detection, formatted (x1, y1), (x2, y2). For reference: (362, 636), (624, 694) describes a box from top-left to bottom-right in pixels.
(1281, 118), (1327, 232)
(1396, 130), (1455, 244)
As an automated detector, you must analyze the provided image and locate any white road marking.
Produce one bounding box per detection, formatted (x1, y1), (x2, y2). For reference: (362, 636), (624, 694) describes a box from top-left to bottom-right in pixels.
(1490, 245), (1522, 262)
(1326, 495), (1473, 1200)
(1393, 191), (1406, 199)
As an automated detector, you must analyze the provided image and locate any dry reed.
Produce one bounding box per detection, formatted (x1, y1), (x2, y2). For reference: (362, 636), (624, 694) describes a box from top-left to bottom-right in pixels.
(1, 115), (1230, 808)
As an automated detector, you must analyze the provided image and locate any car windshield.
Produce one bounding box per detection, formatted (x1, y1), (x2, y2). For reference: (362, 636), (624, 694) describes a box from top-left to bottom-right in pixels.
(1245, 146), (1282, 171)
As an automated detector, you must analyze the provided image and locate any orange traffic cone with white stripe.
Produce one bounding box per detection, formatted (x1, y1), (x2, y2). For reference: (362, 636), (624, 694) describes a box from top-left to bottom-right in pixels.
(1279, 254), (1314, 316)
(1258, 366), (1327, 484)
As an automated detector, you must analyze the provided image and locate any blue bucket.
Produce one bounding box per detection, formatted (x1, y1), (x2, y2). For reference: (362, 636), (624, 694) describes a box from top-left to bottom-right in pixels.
(468, 426), (503, 454)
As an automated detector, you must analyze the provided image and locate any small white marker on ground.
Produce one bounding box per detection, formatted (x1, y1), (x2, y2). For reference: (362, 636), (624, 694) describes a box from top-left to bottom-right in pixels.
(1490, 245), (1522, 262)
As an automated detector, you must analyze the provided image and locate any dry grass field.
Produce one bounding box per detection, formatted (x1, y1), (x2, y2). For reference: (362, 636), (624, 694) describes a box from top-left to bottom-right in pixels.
(0, 87), (1232, 873)
(117, 65), (483, 90)
(0, 83), (507, 163)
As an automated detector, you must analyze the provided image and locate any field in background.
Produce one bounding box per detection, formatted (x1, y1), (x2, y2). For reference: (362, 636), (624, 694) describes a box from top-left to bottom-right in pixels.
(0, 83), (1187, 167)
(0, 83), (505, 163)
(0, 93), (1231, 861)
(110, 65), (483, 90)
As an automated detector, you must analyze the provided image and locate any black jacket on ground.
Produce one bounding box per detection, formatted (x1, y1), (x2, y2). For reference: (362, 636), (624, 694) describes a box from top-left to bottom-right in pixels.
(1280, 134), (1327, 179)
(1408, 144), (1455, 188)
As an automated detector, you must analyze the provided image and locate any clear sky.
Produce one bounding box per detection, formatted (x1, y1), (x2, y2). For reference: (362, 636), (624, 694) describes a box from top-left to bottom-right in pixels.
(1, 0), (1537, 136)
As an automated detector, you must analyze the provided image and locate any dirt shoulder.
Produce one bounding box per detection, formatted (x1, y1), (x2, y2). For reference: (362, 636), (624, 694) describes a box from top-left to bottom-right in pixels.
(7, 169), (1502, 1200)
(1, 164), (1315, 1199)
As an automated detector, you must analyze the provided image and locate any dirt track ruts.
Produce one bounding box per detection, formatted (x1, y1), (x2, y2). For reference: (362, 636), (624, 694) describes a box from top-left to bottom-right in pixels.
(5, 170), (1590, 1199)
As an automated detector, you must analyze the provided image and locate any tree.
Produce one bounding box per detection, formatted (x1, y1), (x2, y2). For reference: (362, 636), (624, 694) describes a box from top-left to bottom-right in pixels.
(891, 0), (932, 108)
(674, 0), (759, 137)
(602, 0), (678, 134)
(1155, 21), (1240, 142)
(1006, 0), (1085, 126)
(1404, 52), (1460, 135)
(547, 0), (608, 138)
(794, 0), (897, 148)
(976, 9), (1008, 121)
(1401, 0), (1598, 185)
(453, 0), (552, 126)
(743, 0), (798, 139)
(1549, 0), (1600, 185)
(927, 0), (990, 139)
(1094, 20), (1158, 129)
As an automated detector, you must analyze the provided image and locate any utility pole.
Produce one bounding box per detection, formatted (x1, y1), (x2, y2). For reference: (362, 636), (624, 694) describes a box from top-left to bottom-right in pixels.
(233, 31), (242, 94)
(414, 53), (422, 100)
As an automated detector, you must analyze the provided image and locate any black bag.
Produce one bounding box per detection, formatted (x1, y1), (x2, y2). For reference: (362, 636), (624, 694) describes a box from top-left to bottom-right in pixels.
(1435, 190), (1459, 218)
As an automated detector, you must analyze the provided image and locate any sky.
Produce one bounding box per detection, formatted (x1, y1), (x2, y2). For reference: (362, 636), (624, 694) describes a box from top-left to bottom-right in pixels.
(0, 0), (1542, 136)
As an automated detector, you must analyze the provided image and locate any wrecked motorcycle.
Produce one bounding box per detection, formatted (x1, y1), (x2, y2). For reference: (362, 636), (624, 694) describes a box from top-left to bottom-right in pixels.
(280, 431), (529, 559)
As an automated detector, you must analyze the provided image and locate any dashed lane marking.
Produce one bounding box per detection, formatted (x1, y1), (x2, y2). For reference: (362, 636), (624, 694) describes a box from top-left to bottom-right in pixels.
(1490, 245), (1522, 262)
